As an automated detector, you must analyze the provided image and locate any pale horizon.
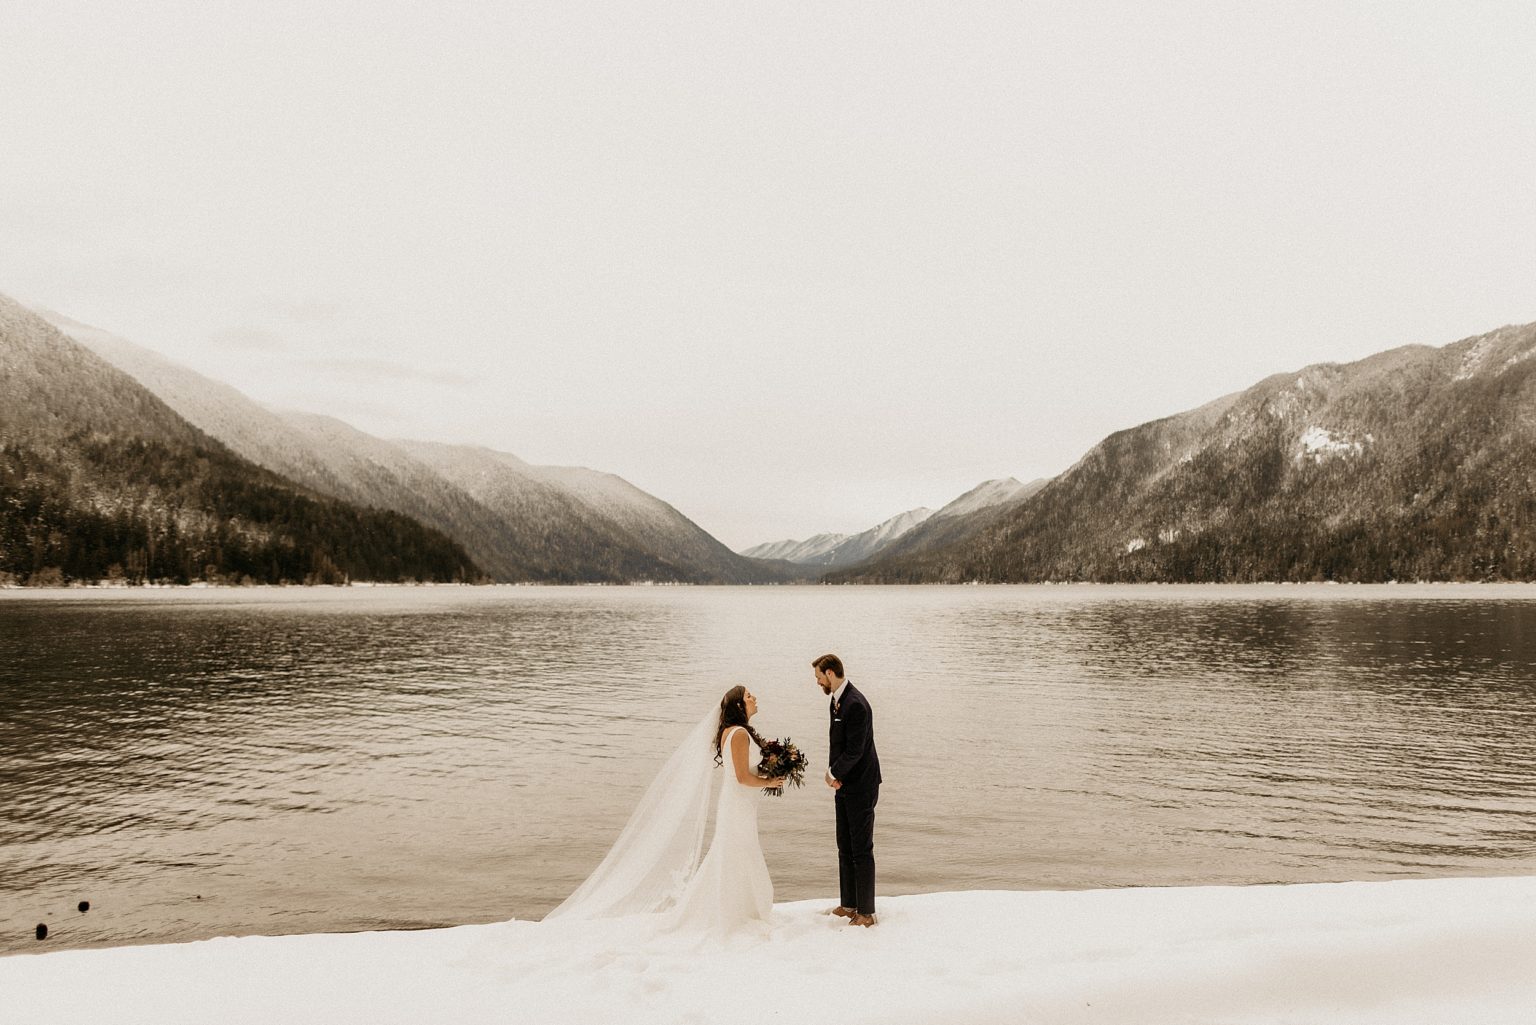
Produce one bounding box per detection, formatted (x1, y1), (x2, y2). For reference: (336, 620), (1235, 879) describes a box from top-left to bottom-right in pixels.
(4, 3), (1534, 550)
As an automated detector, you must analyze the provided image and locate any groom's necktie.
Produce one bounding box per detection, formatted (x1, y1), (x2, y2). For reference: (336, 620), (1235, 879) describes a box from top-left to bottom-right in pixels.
(830, 697), (838, 716)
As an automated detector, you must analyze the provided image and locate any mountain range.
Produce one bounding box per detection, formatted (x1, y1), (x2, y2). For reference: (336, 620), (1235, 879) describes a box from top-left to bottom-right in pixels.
(8, 289), (1534, 586)
(740, 478), (1044, 571)
(35, 306), (791, 585)
(741, 507), (935, 568)
(835, 322), (1536, 583)
(0, 294), (478, 586)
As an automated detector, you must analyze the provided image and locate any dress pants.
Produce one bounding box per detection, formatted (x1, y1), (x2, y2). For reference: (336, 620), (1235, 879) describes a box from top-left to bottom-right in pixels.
(835, 784), (878, 915)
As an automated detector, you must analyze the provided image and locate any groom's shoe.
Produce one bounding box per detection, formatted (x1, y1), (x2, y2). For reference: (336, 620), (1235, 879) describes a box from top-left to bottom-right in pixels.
(825, 905), (857, 919)
(848, 913), (877, 928)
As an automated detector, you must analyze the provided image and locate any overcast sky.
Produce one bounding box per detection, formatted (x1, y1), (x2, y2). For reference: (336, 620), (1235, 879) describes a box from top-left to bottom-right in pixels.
(3, 2), (1534, 549)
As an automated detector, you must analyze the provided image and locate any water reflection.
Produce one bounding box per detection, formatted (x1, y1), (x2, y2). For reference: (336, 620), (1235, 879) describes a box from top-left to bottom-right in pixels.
(3, 585), (1536, 954)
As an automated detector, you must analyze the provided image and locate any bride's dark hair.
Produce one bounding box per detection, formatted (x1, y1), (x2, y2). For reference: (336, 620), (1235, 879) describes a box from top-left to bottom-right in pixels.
(714, 685), (768, 765)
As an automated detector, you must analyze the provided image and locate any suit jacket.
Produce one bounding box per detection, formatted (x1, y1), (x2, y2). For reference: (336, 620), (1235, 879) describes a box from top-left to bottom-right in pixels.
(829, 681), (882, 791)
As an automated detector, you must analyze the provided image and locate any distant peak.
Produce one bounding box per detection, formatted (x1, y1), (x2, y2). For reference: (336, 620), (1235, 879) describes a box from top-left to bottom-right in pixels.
(932, 477), (1043, 520)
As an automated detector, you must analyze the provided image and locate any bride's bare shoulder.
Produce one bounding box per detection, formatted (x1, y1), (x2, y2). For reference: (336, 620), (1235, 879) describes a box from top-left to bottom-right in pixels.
(727, 725), (748, 749)
(727, 726), (752, 773)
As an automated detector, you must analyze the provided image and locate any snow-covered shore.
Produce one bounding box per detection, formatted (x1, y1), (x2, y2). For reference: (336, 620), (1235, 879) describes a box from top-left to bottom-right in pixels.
(4, 877), (1533, 1024)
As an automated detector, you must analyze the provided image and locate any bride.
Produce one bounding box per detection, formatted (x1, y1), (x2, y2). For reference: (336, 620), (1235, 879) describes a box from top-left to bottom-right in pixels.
(544, 686), (786, 933)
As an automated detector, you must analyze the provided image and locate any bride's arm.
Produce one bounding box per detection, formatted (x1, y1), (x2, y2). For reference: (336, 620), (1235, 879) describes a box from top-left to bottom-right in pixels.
(730, 729), (785, 788)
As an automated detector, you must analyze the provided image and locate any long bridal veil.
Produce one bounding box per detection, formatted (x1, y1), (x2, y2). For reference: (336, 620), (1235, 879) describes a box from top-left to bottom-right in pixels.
(544, 708), (718, 921)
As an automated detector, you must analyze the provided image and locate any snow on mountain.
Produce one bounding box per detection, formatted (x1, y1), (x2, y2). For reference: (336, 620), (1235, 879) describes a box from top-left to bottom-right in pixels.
(741, 478), (1046, 572)
(1296, 426), (1372, 463)
(840, 477), (1049, 572)
(740, 533), (850, 563)
(930, 477), (1043, 520)
(527, 463), (690, 537)
(392, 441), (781, 584)
(1, 293), (477, 585)
(844, 320), (1536, 583)
(819, 508), (934, 566)
(35, 304), (783, 584)
(40, 307), (314, 473)
(739, 510), (933, 569)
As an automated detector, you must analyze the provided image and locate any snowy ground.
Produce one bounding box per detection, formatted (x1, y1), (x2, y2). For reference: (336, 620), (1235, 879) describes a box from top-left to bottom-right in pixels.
(4, 877), (1533, 1025)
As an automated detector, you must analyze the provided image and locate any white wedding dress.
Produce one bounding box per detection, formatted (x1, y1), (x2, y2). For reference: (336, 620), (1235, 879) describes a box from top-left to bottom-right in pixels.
(664, 725), (774, 934)
(544, 715), (774, 935)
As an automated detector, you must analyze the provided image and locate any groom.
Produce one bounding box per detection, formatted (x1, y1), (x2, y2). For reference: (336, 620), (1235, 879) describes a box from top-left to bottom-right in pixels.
(815, 653), (881, 928)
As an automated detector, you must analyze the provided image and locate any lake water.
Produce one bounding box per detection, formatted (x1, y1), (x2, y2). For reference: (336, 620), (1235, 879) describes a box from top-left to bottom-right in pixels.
(4, 584), (1536, 954)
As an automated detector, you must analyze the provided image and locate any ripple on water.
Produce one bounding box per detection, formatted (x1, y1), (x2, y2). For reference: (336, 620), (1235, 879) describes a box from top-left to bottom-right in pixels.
(3, 585), (1536, 952)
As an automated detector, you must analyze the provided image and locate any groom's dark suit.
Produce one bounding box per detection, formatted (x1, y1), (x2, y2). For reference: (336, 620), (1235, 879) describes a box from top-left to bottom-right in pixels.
(829, 682), (881, 916)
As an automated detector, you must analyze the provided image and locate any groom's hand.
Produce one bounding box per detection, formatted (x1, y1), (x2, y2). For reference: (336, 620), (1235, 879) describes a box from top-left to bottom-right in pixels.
(825, 771), (841, 790)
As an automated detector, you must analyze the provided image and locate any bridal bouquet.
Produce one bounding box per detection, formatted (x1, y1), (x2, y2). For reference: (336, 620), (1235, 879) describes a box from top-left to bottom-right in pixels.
(756, 737), (808, 797)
